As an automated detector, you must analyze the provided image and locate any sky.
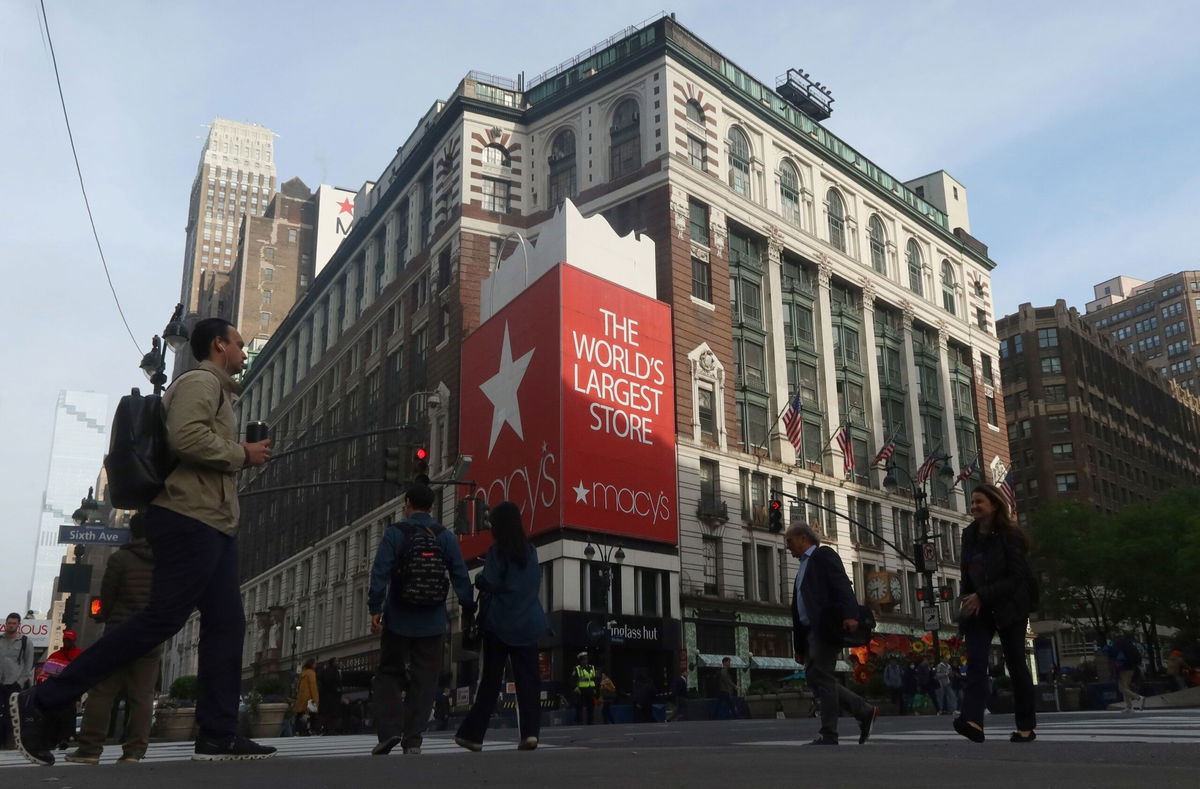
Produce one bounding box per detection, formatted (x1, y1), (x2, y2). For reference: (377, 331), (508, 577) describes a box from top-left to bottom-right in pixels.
(1, 0), (1198, 611)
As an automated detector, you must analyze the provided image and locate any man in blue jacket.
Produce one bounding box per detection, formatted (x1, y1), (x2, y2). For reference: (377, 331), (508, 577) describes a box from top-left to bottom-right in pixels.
(786, 524), (878, 745)
(368, 484), (473, 755)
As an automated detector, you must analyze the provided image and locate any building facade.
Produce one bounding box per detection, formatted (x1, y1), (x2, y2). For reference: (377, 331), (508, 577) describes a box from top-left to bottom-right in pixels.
(997, 300), (1200, 519)
(164, 15), (1007, 697)
(1084, 271), (1200, 391)
(27, 390), (109, 617)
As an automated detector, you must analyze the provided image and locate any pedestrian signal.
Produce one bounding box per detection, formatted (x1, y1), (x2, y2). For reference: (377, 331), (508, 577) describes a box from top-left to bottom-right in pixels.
(413, 447), (430, 483)
(768, 499), (784, 532)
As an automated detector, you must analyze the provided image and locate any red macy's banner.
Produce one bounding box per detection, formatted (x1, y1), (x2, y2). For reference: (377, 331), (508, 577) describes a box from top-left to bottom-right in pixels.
(458, 264), (676, 559)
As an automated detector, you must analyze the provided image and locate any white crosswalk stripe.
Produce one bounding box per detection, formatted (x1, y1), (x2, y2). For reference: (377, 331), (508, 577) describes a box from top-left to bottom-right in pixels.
(0, 733), (553, 768)
(741, 711), (1200, 745)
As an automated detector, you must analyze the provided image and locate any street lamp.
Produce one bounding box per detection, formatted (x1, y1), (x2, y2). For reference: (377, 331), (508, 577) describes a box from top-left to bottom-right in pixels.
(583, 536), (625, 677)
(71, 487), (100, 526)
(883, 454), (955, 662)
(140, 303), (190, 396)
(291, 613), (304, 673)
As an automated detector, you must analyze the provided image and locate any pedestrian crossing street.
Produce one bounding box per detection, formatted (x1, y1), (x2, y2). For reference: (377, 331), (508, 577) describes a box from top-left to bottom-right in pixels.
(0, 733), (552, 768)
(744, 710), (1200, 746)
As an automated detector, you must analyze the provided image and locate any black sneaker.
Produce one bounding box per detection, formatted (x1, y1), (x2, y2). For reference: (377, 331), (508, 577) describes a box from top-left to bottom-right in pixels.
(371, 735), (401, 756)
(9, 688), (54, 766)
(806, 736), (838, 745)
(858, 705), (880, 744)
(192, 734), (277, 761)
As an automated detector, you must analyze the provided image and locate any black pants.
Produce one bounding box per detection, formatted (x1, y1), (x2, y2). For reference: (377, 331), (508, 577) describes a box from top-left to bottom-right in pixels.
(373, 630), (443, 749)
(456, 633), (541, 743)
(35, 507), (244, 739)
(962, 616), (1035, 731)
(575, 689), (595, 724)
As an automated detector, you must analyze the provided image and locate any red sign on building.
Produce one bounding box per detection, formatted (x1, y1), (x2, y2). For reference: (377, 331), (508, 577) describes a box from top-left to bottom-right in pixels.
(458, 264), (677, 559)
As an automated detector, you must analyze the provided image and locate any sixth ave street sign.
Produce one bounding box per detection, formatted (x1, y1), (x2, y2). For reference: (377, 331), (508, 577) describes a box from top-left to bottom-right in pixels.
(58, 524), (131, 546)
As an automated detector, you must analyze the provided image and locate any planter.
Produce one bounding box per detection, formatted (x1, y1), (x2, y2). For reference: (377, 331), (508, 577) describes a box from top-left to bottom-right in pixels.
(247, 702), (290, 739)
(154, 706), (197, 742)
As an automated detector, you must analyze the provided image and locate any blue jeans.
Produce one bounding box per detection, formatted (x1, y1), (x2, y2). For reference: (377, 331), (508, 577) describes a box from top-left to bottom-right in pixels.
(35, 506), (245, 739)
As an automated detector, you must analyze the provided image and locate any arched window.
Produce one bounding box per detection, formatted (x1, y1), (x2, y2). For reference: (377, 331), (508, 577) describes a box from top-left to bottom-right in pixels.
(779, 160), (801, 225)
(483, 144), (510, 168)
(868, 215), (887, 275)
(941, 260), (957, 315)
(609, 98), (641, 180)
(686, 100), (704, 124)
(727, 127), (751, 197)
(906, 240), (924, 296)
(548, 128), (576, 206)
(826, 189), (846, 252)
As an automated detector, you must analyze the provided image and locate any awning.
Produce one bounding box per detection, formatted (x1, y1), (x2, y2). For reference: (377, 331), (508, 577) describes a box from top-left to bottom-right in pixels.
(697, 653), (749, 669)
(750, 656), (803, 670)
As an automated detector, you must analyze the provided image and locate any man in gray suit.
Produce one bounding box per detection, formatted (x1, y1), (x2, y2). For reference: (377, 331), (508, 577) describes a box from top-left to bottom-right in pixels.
(786, 524), (878, 745)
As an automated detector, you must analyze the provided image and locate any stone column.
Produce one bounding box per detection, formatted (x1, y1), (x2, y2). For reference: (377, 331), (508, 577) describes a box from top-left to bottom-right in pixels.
(901, 302), (925, 463)
(766, 228), (792, 463)
(937, 324), (963, 508)
(815, 254), (843, 472)
(859, 279), (885, 482)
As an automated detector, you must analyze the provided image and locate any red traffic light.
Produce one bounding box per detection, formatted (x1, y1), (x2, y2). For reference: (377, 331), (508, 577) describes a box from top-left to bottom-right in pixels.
(939, 587), (953, 601)
(414, 447), (429, 461)
(769, 500), (782, 511)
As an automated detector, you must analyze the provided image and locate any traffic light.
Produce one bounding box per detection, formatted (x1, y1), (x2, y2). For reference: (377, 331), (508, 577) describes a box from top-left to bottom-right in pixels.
(913, 540), (927, 573)
(89, 595), (103, 621)
(413, 447), (430, 484)
(477, 500), (492, 532)
(939, 586), (954, 602)
(383, 446), (404, 485)
(768, 499), (784, 532)
(63, 595), (80, 629)
(915, 586), (935, 604)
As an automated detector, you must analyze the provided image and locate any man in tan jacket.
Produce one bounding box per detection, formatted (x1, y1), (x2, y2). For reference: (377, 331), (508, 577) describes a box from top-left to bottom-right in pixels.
(10, 318), (276, 766)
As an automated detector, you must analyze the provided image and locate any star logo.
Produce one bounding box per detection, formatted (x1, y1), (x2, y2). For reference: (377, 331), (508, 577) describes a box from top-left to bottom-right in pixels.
(479, 323), (535, 457)
(573, 481), (589, 504)
(337, 198), (354, 215)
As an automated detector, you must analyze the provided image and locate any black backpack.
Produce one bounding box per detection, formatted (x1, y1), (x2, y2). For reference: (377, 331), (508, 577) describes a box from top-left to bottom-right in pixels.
(392, 522), (450, 607)
(1120, 639), (1142, 668)
(104, 372), (223, 510)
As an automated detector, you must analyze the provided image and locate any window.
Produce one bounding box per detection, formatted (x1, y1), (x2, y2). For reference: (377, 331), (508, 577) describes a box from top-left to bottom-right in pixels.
(1052, 443), (1074, 460)
(687, 135), (707, 171)
(482, 178), (510, 213)
(263, 267), (274, 282)
(868, 215), (886, 274)
(1037, 327), (1059, 348)
(1041, 356), (1062, 374)
(736, 338), (765, 386)
(689, 200), (709, 246)
(262, 290), (272, 304)
(986, 396), (998, 426)
(609, 98), (641, 179)
(826, 189), (846, 252)
(548, 129), (577, 205)
(1043, 384), (1067, 403)
(686, 99), (704, 124)
(698, 387), (717, 437)
(483, 143), (510, 167)
(976, 308), (988, 331)
(732, 275), (762, 325)
(1047, 414), (1069, 433)
(779, 161), (801, 225)
(906, 240), (923, 295)
(264, 247), (275, 261)
(941, 260), (957, 315)
(288, 228), (297, 243)
(691, 256), (712, 302)
(1055, 473), (1079, 492)
(981, 354), (994, 382)
(727, 127), (751, 196)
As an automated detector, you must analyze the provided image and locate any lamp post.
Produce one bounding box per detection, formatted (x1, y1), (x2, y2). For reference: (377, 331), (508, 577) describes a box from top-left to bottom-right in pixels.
(291, 613), (304, 674)
(882, 458), (956, 663)
(138, 303), (190, 396)
(70, 487), (100, 526)
(583, 536), (625, 679)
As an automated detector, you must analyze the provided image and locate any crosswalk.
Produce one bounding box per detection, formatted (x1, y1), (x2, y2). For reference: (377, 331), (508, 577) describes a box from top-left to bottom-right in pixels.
(743, 710), (1200, 746)
(0, 733), (552, 768)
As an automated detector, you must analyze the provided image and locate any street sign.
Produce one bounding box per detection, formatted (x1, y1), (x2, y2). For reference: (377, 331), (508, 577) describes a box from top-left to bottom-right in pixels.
(58, 524), (131, 546)
(922, 605), (941, 631)
(921, 542), (937, 566)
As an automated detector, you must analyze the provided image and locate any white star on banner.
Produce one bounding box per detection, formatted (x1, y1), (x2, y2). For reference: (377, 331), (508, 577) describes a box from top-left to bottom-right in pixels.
(573, 481), (589, 504)
(479, 323), (535, 457)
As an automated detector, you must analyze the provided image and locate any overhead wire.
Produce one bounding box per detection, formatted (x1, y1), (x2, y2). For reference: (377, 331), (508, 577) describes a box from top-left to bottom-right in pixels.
(39, 0), (144, 355)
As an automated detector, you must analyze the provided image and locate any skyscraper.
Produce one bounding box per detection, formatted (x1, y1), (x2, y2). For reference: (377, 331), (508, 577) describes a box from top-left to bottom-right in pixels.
(179, 119), (278, 316)
(28, 390), (109, 616)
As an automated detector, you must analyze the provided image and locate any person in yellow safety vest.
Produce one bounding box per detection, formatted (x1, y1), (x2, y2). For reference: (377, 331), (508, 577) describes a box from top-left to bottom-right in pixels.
(573, 652), (597, 725)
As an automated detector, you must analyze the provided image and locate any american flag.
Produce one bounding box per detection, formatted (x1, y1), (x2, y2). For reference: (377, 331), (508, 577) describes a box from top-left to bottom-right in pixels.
(835, 422), (855, 473)
(871, 436), (896, 468)
(955, 456), (980, 485)
(999, 469), (1017, 516)
(781, 393), (804, 455)
(915, 448), (945, 485)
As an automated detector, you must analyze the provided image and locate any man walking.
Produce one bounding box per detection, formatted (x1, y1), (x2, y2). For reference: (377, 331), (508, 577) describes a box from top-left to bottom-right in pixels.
(1106, 636), (1145, 713)
(317, 657), (343, 735)
(935, 657), (956, 715)
(368, 483), (473, 756)
(1, 613), (35, 749)
(9, 318), (276, 766)
(785, 524), (878, 745)
(66, 513), (158, 764)
(572, 652), (596, 725)
(715, 657), (740, 719)
(668, 670), (688, 721)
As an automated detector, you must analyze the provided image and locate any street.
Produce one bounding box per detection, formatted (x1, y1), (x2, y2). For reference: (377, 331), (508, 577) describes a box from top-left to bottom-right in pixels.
(3, 709), (1198, 787)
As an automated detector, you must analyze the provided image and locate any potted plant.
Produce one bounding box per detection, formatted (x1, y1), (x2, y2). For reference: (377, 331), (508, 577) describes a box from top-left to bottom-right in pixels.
(154, 675), (198, 742)
(242, 674), (291, 739)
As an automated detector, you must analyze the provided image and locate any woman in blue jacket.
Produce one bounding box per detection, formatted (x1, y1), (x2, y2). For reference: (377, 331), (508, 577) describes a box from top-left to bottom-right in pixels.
(455, 501), (548, 752)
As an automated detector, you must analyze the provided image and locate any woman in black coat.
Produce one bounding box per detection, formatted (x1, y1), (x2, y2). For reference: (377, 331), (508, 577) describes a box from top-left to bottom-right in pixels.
(954, 483), (1037, 743)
